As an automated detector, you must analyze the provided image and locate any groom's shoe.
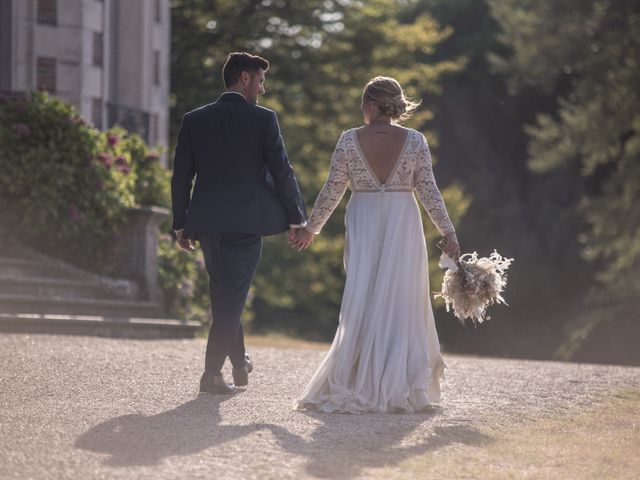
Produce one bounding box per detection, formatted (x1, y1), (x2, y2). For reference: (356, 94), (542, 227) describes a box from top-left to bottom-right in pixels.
(232, 353), (253, 387)
(199, 372), (237, 395)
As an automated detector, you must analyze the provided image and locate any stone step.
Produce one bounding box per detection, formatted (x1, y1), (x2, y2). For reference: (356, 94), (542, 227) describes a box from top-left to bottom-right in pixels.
(0, 275), (124, 300)
(0, 294), (162, 317)
(0, 256), (86, 280)
(0, 313), (203, 339)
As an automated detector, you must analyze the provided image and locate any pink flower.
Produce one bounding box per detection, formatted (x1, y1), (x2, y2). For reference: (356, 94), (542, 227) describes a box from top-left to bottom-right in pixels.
(107, 134), (119, 146)
(118, 165), (131, 175)
(68, 203), (82, 222)
(12, 123), (31, 137)
(97, 153), (112, 169)
(114, 155), (127, 166)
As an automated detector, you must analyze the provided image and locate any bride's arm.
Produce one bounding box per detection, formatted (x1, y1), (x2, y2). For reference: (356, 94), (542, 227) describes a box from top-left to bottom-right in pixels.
(304, 133), (351, 235)
(414, 133), (457, 238)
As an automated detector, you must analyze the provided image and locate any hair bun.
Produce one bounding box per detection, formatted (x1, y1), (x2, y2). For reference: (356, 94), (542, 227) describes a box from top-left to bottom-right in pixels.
(362, 76), (421, 123)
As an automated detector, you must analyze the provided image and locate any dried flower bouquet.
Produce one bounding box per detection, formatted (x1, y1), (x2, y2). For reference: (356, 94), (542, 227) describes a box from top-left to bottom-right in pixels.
(434, 250), (514, 325)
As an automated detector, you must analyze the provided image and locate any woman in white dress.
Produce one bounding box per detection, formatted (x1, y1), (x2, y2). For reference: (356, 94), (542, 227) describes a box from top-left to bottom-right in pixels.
(292, 77), (461, 413)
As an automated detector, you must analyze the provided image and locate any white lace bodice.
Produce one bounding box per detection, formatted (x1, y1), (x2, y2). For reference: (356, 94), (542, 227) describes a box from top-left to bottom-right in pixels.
(306, 128), (456, 236)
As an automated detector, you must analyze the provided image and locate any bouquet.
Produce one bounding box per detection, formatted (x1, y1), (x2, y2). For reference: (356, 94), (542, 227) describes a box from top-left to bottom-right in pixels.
(434, 250), (514, 326)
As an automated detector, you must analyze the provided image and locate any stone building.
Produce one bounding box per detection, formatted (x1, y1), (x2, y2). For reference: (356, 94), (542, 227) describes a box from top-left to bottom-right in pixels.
(0, 0), (170, 159)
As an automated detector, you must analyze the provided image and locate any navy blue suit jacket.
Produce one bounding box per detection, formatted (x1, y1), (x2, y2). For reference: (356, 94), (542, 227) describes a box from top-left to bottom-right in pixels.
(171, 93), (307, 237)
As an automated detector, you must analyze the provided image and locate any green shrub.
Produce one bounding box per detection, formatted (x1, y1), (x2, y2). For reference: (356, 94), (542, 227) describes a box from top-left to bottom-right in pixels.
(157, 234), (210, 321)
(113, 126), (171, 207)
(0, 92), (134, 266)
(0, 92), (208, 321)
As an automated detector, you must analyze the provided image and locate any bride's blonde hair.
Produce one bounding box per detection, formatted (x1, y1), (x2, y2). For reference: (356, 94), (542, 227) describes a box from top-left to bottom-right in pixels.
(362, 76), (421, 124)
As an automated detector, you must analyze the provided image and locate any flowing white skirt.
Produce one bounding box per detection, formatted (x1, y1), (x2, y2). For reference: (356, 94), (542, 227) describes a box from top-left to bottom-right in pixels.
(295, 191), (445, 413)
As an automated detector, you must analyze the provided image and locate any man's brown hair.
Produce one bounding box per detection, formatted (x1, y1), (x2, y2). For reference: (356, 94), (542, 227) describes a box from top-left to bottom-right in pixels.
(222, 52), (269, 88)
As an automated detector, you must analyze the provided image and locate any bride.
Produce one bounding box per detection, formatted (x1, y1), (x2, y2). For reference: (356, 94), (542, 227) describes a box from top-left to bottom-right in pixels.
(291, 76), (461, 413)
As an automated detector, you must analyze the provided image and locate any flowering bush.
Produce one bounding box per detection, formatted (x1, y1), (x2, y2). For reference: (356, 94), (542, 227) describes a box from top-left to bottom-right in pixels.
(108, 126), (170, 207)
(157, 234), (211, 321)
(0, 92), (209, 320)
(0, 92), (132, 265)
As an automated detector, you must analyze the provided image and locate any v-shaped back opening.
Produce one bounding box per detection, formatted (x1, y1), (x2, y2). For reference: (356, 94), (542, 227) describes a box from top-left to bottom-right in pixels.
(353, 128), (411, 186)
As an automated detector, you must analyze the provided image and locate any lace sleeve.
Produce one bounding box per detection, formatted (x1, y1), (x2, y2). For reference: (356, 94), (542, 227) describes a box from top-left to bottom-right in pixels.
(414, 134), (456, 236)
(305, 134), (350, 234)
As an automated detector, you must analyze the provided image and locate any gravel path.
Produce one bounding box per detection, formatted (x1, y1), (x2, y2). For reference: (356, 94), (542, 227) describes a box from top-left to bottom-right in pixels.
(1, 334), (639, 480)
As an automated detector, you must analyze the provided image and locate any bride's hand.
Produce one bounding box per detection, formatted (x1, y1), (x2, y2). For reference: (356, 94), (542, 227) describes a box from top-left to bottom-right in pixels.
(293, 228), (315, 251)
(439, 232), (460, 262)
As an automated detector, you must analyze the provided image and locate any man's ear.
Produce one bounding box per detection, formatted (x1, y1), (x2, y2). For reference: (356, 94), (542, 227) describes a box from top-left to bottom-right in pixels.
(240, 71), (250, 85)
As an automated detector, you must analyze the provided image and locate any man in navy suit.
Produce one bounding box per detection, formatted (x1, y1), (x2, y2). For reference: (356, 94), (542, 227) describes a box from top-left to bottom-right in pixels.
(171, 52), (307, 394)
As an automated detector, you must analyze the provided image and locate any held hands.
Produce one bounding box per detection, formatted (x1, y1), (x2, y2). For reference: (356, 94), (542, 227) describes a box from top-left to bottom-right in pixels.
(174, 229), (196, 252)
(288, 227), (315, 251)
(437, 232), (461, 262)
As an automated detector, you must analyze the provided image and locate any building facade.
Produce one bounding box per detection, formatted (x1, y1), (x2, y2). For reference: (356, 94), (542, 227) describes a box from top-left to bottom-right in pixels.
(0, 0), (170, 158)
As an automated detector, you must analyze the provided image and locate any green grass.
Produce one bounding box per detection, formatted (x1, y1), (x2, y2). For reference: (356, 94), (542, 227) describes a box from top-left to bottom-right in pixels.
(367, 389), (640, 480)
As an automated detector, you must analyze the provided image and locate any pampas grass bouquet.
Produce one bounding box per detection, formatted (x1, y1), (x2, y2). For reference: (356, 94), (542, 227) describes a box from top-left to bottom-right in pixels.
(434, 250), (514, 326)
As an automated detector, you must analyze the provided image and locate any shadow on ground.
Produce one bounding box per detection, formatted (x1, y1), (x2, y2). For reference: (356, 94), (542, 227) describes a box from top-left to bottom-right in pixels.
(75, 397), (492, 477)
(269, 409), (492, 478)
(74, 395), (264, 467)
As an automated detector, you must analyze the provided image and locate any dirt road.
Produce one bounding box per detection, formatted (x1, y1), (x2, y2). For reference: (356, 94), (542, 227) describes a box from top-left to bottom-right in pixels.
(1, 334), (638, 479)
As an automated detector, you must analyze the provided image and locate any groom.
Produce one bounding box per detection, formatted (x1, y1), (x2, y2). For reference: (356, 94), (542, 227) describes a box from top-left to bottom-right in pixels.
(171, 52), (307, 394)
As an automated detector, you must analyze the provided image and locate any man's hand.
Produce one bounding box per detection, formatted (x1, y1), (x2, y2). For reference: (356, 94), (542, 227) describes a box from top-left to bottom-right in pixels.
(288, 227), (299, 246)
(291, 228), (315, 251)
(175, 229), (196, 252)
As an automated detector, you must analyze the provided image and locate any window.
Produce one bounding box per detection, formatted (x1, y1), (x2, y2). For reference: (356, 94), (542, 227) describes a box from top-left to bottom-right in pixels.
(37, 0), (57, 25)
(92, 98), (103, 129)
(155, 0), (161, 23)
(92, 32), (103, 67)
(0, 0), (12, 91)
(153, 51), (160, 86)
(36, 57), (56, 92)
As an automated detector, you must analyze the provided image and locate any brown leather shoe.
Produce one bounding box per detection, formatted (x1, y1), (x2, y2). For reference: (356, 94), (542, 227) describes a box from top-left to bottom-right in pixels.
(232, 353), (253, 387)
(199, 372), (237, 395)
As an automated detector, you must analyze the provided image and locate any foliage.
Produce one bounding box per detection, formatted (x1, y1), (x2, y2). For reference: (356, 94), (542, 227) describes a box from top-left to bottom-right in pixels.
(488, 0), (640, 306)
(113, 127), (171, 207)
(0, 92), (135, 267)
(157, 234), (211, 321)
(171, 0), (470, 337)
(0, 92), (207, 322)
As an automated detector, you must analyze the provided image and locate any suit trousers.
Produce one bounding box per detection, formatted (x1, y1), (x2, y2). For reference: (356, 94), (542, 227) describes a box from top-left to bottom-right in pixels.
(198, 232), (262, 374)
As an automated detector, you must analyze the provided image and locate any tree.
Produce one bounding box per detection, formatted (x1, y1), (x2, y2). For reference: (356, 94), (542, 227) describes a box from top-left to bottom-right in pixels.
(170, 0), (469, 338)
(488, 0), (640, 352)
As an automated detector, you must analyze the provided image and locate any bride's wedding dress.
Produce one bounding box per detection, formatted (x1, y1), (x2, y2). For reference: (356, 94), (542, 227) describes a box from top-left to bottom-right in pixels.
(295, 128), (456, 413)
